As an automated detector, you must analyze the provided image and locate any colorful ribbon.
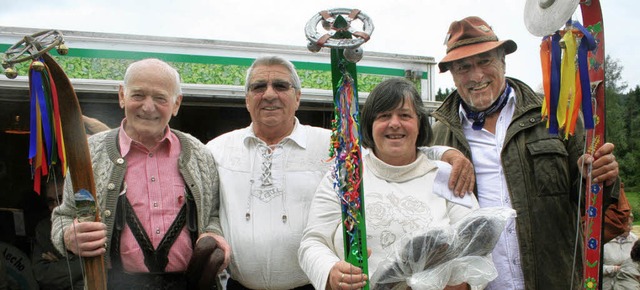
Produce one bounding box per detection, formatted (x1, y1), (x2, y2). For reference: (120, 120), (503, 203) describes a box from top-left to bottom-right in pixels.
(28, 57), (66, 194)
(330, 63), (367, 268)
(540, 22), (596, 139)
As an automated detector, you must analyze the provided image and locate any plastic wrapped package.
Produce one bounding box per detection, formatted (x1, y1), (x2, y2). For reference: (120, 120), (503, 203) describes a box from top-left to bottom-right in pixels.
(371, 207), (517, 290)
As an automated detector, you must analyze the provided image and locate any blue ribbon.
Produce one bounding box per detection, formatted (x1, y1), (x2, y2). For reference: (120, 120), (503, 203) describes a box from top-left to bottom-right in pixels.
(29, 69), (37, 161)
(573, 21), (596, 129)
(28, 61), (54, 166)
(549, 32), (562, 134)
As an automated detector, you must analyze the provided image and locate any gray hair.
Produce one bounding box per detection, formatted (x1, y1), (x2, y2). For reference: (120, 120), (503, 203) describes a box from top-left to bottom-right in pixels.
(123, 58), (182, 100)
(244, 55), (301, 92)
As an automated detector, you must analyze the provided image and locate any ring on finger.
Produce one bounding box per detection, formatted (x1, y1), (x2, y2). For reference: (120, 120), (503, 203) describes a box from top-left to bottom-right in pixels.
(341, 273), (345, 280)
(338, 282), (343, 288)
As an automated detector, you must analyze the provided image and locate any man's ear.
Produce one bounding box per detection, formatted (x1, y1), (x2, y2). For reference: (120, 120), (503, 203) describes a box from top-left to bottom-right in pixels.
(118, 85), (125, 108)
(173, 95), (183, 116)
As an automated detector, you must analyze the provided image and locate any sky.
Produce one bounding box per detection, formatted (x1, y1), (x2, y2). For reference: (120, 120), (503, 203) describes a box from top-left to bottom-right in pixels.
(1, 0), (638, 93)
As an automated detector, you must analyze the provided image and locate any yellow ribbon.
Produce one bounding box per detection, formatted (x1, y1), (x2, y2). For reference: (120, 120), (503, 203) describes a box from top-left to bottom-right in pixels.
(558, 30), (577, 137)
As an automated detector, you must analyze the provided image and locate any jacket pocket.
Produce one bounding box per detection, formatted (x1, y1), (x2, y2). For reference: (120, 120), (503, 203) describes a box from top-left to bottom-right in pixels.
(526, 138), (570, 196)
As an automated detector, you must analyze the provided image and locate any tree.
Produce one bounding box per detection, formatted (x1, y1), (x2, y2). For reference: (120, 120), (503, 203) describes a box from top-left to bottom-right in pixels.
(435, 87), (453, 102)
(604, 55), (638, 190)
(605, 55), (627, 153)
(619, 86), (640, 190)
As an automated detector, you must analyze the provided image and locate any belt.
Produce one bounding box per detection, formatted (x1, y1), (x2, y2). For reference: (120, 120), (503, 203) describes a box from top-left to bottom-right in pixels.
(108, 271), (188, 290)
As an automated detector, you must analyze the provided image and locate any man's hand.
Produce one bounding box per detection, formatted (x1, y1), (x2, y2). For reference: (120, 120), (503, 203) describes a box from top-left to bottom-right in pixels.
(41, 251), (60, 262)
(63, 219), (107, 257)
(578, 142), (619, 186)
(441, 149), (475, 197)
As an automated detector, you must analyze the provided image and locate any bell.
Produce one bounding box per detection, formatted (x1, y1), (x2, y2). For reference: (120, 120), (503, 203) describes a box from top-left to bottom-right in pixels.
(4, 67), (18, 79)
(56, 43), (69, 55)
(307, 41), (322, 53)
(32, 60), (45, 71)
(343, 47), (363, 63)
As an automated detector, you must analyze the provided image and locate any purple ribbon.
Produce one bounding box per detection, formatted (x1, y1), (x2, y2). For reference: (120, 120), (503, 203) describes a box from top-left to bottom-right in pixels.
(573, 21), (596, 129)
(28, 60), (54, 166)
(549, 32), (562, 135)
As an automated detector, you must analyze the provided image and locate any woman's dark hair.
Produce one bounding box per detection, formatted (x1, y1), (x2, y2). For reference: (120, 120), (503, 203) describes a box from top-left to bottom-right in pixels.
(361, 77), (432, 149)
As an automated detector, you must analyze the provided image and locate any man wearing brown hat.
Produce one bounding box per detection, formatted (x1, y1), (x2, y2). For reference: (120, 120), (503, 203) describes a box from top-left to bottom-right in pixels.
(430, 16), (621, 289)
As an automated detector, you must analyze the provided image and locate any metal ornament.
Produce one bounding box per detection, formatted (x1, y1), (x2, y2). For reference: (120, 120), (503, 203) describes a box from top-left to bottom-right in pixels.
(305, 8), (374, 62)
(4, 66), (18, 79)
(31, 60), (45, 71)
(1, 30), (66, 78)
(344, 47), (363, 63)
(56, 43), (69, 55)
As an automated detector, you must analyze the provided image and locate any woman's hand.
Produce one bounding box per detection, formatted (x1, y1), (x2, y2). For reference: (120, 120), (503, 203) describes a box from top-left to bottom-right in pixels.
(327, 261), (368, 290)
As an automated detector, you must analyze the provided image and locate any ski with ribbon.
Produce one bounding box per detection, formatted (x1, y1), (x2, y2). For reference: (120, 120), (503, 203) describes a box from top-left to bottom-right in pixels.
(524, 0), (606, 288)
(2, 30), (107, 290)
(579, 1), (606, 288)
(305, 8), (374, 287)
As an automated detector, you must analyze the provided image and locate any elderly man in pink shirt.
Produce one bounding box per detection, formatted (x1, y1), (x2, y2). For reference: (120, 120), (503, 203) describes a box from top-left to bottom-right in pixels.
(51, 58), (229, 289)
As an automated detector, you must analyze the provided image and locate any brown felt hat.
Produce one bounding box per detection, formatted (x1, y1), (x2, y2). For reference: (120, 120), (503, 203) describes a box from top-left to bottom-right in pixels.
(438, 16), (517, 73)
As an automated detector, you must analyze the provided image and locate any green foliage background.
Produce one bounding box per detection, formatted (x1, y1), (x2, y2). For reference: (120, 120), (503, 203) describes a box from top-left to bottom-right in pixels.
(3, 55), (389, 93)
(626, 192), (640, 225)
(604, 56), (640, 192)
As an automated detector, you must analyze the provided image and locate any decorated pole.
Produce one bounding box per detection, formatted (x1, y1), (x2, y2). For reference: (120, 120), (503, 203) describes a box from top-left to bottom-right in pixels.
(524, 0), (606, 288)
(305, 8), (374, 286)
(579, 1), (606, 288)
(2, 31), (108, 290)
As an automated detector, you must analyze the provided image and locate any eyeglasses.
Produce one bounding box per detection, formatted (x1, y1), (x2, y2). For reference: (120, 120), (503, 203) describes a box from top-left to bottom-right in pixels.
(248, 81), (294, 94)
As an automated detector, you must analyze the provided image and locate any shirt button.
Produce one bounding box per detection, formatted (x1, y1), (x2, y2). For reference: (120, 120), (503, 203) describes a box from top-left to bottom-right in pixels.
(156, 229), (160, 235)
(529, 117), (536, 123)
(151, 176), (156, 182)
(153, 202), (158, 208)
(104, 210), (111, 217)
(107, 183), (116, 190)
(116, 158), (124, 164)
(148, 153), (153, 157)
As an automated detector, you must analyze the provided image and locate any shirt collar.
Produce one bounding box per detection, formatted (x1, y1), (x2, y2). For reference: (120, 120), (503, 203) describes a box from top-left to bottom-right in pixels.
(118, 118), (175, 156)
(242, 117), (307, 149)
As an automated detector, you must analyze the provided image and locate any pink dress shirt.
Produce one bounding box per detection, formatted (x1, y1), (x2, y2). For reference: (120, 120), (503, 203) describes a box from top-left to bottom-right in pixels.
(117, 122), (192, 272)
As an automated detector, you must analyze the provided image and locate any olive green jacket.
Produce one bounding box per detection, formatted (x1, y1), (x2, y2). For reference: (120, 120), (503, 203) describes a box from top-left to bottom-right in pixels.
(430, 77), (619, 289)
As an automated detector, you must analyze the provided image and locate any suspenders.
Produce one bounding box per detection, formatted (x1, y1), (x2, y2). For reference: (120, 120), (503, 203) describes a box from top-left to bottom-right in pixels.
(111, 188), (198, 272)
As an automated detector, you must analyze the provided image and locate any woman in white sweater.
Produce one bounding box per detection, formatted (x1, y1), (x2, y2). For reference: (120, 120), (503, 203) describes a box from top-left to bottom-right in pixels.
(298, 78), (480, 290)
